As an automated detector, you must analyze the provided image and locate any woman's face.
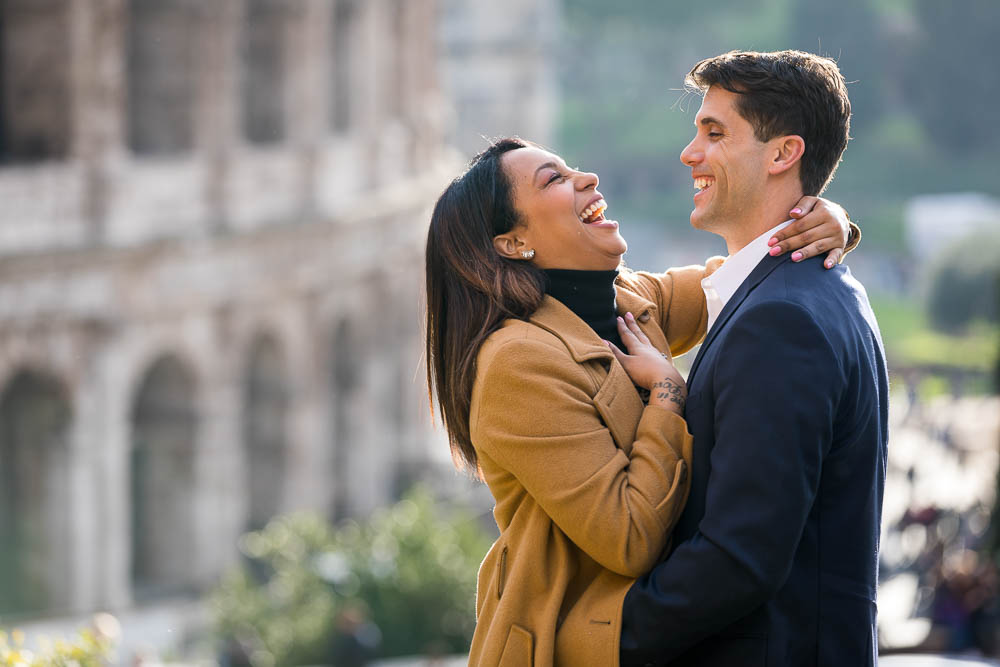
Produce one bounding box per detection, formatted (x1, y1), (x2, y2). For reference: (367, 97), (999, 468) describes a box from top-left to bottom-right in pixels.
(498, 146), (626, 271)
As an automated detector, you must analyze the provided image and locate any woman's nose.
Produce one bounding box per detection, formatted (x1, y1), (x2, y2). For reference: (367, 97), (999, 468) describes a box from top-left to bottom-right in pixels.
(576, 170), (599, 189)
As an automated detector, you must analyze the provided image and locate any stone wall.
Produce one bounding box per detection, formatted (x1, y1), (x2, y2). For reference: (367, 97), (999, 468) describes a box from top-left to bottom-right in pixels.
(0, 0), (454, 624)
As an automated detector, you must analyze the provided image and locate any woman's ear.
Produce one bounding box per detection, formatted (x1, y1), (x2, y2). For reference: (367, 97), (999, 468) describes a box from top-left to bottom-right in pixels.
(493, 231), (528, 260)
(768, 135), (805, 176)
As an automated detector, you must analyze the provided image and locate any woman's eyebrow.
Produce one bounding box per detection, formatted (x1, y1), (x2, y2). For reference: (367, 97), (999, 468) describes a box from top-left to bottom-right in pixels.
(533, 161), (560, 178)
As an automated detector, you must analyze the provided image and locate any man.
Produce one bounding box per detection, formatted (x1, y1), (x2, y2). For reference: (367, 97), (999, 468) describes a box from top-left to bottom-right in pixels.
(619, 51), (889, 666)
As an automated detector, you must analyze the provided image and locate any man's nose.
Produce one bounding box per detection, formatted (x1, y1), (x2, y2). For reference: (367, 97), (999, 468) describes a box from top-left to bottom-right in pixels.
(680, 138), (701, 166)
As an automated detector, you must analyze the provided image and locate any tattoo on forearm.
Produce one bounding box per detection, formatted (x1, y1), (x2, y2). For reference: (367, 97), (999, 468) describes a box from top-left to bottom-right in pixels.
(652, 378), (685, 406)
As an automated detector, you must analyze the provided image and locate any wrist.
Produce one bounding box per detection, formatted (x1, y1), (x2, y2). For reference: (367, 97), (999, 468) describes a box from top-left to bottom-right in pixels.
(650, 377), (686, 413)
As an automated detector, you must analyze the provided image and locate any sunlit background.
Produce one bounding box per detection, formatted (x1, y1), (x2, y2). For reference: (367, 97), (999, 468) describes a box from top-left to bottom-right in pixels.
(0, 0), (997, 665)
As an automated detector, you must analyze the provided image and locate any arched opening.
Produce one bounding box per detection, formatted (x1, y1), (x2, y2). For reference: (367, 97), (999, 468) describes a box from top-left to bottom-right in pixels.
(0, 0), (71, 164)
(243, 334), (288, 529)
(130, 355), (197, 601)
(0, 369), (72, 617)
(241, 0), (286, 144)
(126, 0), (195, 155)
(330, 318), (361, 519)
(330, 0), (357, 133)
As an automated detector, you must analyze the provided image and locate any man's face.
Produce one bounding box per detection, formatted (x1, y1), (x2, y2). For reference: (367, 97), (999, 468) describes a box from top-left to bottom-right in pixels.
(679, 86), (771, 234)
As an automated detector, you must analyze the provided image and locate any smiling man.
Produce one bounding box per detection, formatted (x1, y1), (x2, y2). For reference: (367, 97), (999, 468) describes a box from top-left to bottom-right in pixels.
(618, 51), (889, 666)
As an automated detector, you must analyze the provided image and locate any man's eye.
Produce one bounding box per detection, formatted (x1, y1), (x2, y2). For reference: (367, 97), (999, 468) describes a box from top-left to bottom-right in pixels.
(708, 132), (723, 138)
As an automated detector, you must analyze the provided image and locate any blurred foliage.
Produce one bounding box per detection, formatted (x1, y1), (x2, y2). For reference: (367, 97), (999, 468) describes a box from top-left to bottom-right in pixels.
(210, 486), (492, 666)
(926, 233), (1000, 334)
(0, 627), (112, 667)
(558, 0), (1000, 246)
(871, 293), (999, 375)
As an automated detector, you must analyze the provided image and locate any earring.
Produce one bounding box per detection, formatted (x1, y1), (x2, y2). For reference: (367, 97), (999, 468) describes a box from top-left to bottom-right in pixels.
(521, 249), (535, 259)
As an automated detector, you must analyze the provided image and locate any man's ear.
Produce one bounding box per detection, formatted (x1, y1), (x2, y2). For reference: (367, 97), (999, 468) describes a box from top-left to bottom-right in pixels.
(493, 231), (528, 260)
(768, 135), (805, 176)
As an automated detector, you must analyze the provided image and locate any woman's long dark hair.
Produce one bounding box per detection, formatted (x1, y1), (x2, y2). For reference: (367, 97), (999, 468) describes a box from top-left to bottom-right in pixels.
(425, 138), (546, 478)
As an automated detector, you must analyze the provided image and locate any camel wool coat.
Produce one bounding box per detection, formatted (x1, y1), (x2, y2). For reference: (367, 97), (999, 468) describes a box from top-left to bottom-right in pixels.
(467, 259), (724, 667)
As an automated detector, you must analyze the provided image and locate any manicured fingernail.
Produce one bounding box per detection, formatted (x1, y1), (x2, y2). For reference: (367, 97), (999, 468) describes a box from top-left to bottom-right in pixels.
(626, 312), (634, 321)
(825, 260), (833, 268)
(769, 246), (782, 256)
(790, 207), (802, 215)
(792, 251), (803, 261)
(767, 237), (778, 247)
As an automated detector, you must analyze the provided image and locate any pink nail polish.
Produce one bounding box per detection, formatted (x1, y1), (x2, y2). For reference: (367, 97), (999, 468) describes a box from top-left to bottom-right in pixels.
(769, 246), (781, 256)
(790, 207), (802, 215)
(767, 237), (778, 247)
(792, 251), (803, 261)
(825, 260), (833, 268)
(626, 312), (634, 321)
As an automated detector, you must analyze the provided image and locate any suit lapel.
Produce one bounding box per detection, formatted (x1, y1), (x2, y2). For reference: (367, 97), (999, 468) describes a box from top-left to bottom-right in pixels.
(686, 253), (791, 387)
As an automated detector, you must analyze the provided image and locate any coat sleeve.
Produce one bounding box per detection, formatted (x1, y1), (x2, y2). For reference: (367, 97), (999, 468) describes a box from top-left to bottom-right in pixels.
(618, 300), (845, 665)
(625, 256), (726, 357)
(471, 337), (693, 578)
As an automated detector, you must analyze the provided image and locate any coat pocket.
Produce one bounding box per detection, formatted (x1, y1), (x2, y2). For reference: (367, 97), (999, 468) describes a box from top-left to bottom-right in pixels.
(498, 624), (533, 667)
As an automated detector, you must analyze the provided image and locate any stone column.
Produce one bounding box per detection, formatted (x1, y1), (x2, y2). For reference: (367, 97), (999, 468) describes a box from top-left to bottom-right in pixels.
(198, 0), (240, 231)
(72, 0), (127, 244)
(67, 322), (114, 612)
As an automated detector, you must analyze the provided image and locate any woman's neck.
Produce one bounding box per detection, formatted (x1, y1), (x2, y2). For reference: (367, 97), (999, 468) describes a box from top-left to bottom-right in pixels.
(543, 268), (621, 349)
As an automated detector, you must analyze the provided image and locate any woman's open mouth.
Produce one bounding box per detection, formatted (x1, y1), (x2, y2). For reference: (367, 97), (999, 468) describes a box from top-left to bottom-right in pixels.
(579, 198), (609, 224)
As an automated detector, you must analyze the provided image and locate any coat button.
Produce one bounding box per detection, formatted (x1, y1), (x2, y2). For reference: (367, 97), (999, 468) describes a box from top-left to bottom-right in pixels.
(678, 461), (688, 484)
(637, 312), (651, 323)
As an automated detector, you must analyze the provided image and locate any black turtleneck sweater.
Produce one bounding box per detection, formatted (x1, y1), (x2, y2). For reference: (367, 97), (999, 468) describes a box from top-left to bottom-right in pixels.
(543, 269), (624, 352)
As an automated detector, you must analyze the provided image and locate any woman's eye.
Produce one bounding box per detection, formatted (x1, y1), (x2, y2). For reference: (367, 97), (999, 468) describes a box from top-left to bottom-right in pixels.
(547, 172), (564, 184)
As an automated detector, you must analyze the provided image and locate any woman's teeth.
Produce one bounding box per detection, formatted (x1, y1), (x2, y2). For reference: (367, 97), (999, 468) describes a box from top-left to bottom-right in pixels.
(579, 199), (608, 223)
(694, 177), (713, 191)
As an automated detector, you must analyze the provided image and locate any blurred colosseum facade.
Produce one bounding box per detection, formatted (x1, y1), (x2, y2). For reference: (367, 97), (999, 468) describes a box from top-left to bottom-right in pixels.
(0, 0), (455, 632)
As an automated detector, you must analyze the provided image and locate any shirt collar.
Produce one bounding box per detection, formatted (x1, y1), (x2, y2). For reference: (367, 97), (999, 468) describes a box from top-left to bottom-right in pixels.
(702, 220), (795, 310)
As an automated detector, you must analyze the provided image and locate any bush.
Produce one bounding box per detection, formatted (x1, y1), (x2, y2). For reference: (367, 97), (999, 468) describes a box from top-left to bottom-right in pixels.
(0, 626), (113, 667)
(927, 231), (1000, 333)
(210, 486), (492, 666)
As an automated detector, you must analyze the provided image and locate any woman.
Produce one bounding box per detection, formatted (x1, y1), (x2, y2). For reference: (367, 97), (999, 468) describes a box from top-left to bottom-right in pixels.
(425, 138), (858, 667)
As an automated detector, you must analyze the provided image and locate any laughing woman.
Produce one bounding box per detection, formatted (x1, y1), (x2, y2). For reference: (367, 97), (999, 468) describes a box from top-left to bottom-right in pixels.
(425, 138), (858, 667)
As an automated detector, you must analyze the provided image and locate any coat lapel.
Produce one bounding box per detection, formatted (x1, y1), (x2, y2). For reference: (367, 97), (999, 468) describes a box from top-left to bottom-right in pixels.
(686, 252), (791, 387)
(529, 293), (655, 452)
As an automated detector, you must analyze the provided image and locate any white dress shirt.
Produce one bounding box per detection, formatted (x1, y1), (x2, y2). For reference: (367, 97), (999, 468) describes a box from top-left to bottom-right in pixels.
(701, 220), (794, 332)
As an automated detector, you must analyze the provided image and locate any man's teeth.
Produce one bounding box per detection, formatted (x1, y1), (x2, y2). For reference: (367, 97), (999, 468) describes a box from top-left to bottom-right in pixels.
(579, 199), (608, 223)
(694, 177), (713, 191)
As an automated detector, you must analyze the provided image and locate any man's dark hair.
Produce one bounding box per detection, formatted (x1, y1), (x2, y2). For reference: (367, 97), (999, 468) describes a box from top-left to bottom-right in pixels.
(685, 50), (851, 196)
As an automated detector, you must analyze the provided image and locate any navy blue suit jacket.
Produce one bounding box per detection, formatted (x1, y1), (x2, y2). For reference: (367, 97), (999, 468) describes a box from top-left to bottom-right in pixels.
(619, 253), (889, 667)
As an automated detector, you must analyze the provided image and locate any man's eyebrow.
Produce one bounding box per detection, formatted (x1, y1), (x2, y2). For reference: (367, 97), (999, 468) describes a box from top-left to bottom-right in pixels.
(696, 116), (725, 127)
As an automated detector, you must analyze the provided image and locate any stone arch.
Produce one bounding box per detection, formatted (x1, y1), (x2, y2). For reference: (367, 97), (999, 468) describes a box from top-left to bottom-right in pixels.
(0, 0), (71, 163)
(242, 332), (289, 529)
(129, 354), (197, 601)
(0, 368), (72, 617)
(330, 0), (358, 133)
(126, 0), (196, 155)
(241, 0), (287, 144)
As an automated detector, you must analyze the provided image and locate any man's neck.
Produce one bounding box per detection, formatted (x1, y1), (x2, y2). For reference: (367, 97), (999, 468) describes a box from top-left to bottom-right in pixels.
(723, 190), (803, 255)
